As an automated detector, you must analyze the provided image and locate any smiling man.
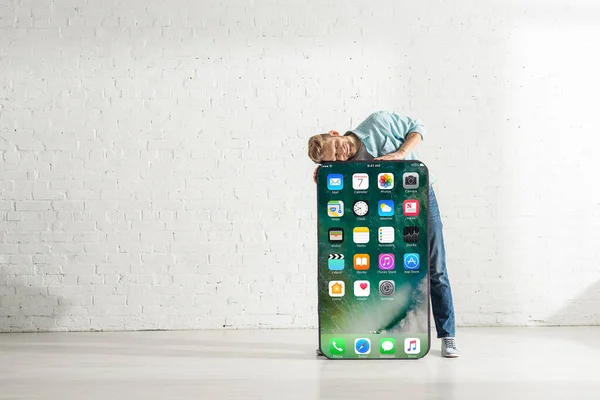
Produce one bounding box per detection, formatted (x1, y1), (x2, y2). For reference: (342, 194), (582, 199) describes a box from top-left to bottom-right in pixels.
(308, 111), (460, 358)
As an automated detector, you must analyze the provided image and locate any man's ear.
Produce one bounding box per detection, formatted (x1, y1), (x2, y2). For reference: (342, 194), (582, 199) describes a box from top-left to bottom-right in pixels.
(328, 130), (340, 136)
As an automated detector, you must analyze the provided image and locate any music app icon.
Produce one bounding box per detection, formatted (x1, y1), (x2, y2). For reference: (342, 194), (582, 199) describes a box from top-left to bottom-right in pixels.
(404, 338), (420, 355)
(378, 254), (395, 270)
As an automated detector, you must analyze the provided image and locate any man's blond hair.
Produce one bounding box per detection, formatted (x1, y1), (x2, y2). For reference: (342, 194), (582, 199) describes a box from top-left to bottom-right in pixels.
(307, 134), (330, 163)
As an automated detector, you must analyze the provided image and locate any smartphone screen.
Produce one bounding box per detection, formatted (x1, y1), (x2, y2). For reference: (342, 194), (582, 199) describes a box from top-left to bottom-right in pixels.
(317, 160), (430, 359)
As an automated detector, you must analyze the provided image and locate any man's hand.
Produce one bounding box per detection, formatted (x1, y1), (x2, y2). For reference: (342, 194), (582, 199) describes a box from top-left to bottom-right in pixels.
(313, 165), (321, 183)
(375, 150), (407, 161)
(375, 132), (422, 161)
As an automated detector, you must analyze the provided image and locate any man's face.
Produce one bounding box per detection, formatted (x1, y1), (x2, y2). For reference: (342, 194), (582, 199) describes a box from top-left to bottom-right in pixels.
(320, 132), (354, 162)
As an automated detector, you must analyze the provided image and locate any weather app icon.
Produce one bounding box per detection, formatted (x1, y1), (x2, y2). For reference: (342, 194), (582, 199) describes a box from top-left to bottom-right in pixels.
(378, 200), (394, 216)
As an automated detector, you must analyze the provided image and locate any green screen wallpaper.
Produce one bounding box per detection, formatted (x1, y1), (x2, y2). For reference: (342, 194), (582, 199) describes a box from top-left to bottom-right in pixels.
(317, 160), (430, 359)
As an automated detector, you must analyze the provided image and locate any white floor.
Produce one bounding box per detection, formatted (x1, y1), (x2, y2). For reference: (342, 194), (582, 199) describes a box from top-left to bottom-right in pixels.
(0, 327), (598, 400)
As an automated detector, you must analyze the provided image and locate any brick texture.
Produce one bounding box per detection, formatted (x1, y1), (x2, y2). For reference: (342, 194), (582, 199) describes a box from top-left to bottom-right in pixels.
(1, 0), (600, 331)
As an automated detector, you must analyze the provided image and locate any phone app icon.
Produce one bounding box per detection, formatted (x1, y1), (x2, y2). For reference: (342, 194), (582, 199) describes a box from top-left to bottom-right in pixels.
(328, 228), (344, 243)
(328, 254), (345, 271)
(327, 200), (344, 217)
(403, 172), (419, 189)
(327, 174), (343, 190)
(378, 253), (395, 270)
(353, 227), (369, 244)
(354, 280), (370, 297)
(403, 200), (420, 217)
(377, 173), (394, 190)
(404, 338), (420, 355)
(354, 338), (371, 354)
(404, 226), (420, 243)
(379, 280), (395, 296)
(329, 281), (345, 297)
(329, 338), (346, 355)
(403, 253), (420, 270)
(380, 338), (396, 355)
(353, 254), (370, 270)
(378, 227), (394, 243)
(352, 173), (369, 190)
(378, 200), (394, 217)
(353, 201), (369, 217)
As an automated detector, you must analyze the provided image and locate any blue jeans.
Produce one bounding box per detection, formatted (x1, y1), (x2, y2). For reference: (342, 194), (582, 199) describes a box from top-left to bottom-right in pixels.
(428, 185), (456, 338)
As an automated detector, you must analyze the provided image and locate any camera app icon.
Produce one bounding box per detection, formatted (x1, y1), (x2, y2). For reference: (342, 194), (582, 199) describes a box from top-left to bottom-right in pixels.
(403, 173), (419, 189)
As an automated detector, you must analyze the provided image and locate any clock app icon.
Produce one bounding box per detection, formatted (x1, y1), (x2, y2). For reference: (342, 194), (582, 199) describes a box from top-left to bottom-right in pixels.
(353, 201), (369, 217)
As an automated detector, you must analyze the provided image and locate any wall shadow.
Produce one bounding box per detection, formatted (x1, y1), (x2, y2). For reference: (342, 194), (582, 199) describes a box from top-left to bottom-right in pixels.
(0, 273), (67, 333)
(546, 280), (600, 327)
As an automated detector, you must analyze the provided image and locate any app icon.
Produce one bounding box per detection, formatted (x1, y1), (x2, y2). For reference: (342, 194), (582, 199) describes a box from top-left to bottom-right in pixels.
(327, 174), (343, 190)
(378, 227), (394, 243)
(328, 254), (345, 271)
(380, 338), (396, 355)
(403, 172), (419, 189)
(403, 253), (420, 270)
(354, 280), (370, 297)
(378, 253), (395, 270)
(352, 173), (369, 190)
(329, 338), (346, 355)
(329, 281), (345, 297)
(353, 201), (369, 217)
(404, 226), (420, 243)
(354, 338), (371, 354)
(353, 254), (370, 270)
(353, 227), (369, 244)
(404, 338), (420, 355)
(379, 280), (395, 296)
(377, 173), (394, 190)
(327, 200), (344, 217)
(378, 200), (394, 217)
(403, 200), (420, 217)
(328, 228), (344, 243)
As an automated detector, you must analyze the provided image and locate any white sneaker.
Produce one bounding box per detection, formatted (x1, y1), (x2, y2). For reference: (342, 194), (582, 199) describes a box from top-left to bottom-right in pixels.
(441, 337), (460, 358)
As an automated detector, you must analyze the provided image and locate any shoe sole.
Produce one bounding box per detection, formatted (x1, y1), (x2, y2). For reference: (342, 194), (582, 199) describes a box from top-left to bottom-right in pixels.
(443, 353), (460, 358)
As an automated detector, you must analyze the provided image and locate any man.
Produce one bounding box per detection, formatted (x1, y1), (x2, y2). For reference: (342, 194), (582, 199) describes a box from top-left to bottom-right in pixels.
(308, 111), (460, 358)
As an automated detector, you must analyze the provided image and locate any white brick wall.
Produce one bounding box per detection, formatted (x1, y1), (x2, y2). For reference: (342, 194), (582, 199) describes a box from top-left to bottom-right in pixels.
(1, 0), (599, 332)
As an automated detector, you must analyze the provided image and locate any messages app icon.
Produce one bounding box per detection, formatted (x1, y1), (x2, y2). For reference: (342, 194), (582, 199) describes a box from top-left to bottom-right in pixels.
(327, 174), (343, 190)
(380, 338), (396, 355)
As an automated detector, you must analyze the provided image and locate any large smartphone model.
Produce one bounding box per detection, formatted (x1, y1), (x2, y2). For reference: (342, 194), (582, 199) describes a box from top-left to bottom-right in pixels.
(317, 160), (430, 359)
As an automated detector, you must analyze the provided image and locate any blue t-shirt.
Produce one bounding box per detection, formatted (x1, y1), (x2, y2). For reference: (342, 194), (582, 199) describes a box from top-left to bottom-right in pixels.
(348, 111), (436, 185)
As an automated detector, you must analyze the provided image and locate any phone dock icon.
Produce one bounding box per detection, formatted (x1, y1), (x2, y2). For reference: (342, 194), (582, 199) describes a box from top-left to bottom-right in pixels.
(329, 338), (346, 355)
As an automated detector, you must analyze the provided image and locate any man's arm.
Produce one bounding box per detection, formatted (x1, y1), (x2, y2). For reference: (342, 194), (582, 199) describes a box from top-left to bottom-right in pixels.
(374, 131), (422, 160)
